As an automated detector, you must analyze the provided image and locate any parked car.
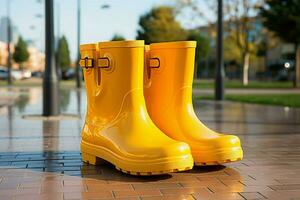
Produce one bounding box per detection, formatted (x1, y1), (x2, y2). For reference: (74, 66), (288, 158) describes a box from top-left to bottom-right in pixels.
(22, 70), (32, 79)
(0, 68), (7, 80)
(31, 71), (43, 78)
(12, 70), (23, 80)
(62, 68), (75, 80)
(0, 66), (23, 80)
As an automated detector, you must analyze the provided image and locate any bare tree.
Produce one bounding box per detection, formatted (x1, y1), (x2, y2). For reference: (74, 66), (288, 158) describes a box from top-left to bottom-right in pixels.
(175, 0), (216, 30)
(176, 0), (261, 85)
(225, 0), (260, 85)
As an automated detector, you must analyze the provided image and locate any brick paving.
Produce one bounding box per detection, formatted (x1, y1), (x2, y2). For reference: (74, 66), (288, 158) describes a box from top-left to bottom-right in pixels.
(0, 87), (300, 199)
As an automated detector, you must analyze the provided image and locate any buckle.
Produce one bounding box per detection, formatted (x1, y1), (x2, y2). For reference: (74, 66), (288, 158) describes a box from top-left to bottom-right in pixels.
(149, 57), (160, 68)
(79, 57), (94, 69)
(147, 57), (160, 78)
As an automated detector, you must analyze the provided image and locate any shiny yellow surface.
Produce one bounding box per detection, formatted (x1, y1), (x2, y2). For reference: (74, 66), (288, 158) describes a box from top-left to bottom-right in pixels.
(80, 41), (193, 175)
(144, 41), (243, 165)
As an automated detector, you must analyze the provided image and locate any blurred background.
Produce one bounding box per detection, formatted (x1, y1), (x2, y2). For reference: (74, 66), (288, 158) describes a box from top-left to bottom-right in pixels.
(0, 0), (299, 110)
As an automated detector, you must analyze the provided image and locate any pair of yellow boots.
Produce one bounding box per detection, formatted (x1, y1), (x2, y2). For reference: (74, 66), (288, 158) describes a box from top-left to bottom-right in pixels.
(79, 40), (243, 175)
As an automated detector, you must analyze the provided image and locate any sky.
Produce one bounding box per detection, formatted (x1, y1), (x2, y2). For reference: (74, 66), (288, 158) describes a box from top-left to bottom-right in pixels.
(0, 0), (211, 61)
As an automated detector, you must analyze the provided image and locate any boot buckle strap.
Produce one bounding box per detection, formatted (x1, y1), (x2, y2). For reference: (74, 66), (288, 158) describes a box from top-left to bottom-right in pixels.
(97, 57), (110, 68)
(147, 57), (160, 79)
(80, 57), (94, 69)
(149, 57), (160, 68)
(79, 57), (111, 69)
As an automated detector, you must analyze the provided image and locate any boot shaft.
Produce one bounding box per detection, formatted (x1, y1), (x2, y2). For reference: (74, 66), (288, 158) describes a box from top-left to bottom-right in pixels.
(144, 41), (197, 118)
(80, 41), (146, 125)
(145, 41), (196, 89)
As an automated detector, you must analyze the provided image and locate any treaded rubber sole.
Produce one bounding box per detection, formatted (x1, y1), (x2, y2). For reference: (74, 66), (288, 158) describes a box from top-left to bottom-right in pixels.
(194, 157), (242, 166)
(81, 141), (193, 176)
(115, 166), (192, 176)
(193, 147), (243, 166)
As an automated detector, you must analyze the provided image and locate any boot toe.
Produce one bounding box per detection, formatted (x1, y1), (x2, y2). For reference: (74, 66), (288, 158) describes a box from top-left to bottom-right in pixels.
(190, 134), (243, 165)
(214, 134), (241, 149)
(159, 141), (191, 158)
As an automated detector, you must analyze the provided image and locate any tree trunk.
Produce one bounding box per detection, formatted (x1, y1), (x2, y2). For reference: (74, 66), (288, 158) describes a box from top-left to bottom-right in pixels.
(242, 52), (250, 86)
(294, 44), (300, 88)
(20, 63), (24, 71)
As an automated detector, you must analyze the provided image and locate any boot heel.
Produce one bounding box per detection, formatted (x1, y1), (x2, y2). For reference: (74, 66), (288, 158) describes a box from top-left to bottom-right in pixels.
(82, 152), (106, 165)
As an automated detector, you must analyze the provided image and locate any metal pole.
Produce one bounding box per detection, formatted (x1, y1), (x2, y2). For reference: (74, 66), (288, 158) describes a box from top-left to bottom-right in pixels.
(56, 2), (61, 79)
(76, 0), (82, 88)
(43, 0), (60, 116)
(215, 0), (225, 100)
(7, 0), (12, 85)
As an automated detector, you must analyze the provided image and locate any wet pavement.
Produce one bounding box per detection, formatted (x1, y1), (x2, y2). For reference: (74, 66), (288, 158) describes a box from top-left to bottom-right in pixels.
(0, 87), (300, 200)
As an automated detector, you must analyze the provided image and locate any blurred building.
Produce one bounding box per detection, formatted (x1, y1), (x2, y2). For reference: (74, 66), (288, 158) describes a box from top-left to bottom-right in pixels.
(27, 47), (45, 72)
(0, 41), (8, 66)
(0, 16), (44, 71)
(0, 41), (45, 71)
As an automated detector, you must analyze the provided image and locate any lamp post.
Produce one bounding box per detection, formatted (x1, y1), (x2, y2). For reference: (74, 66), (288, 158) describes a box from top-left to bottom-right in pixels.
(43, 0), (60, 116)
(6, 0), (12, 85)
(56, 2), (61, 79)
(215, 0), (225, 100)
(75, 0), (83, 89)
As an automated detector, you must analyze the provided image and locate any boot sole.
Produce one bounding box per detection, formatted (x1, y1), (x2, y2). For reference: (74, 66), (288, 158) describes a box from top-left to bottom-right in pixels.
(81, 141), (193, 176)
(193, 146), (243, 166)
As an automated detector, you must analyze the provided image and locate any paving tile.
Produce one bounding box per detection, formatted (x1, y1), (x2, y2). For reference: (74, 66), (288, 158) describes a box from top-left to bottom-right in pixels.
(193, 192), (245, 200)
(83, 179), (109, 185)
(0, 195), (13, 200)
(103, 198), (139, 200)
(239, 192), (266, 200)
(181, 180), (226, 188)
(0, 162), (11, 166)
(269, 184), (300, 191)
(63, 180), (86, 186)
(15, 187), (41, 195)
(275, 178), (300, 184)
(113, 189), (162, 198)
(0, 182), (20, 189)
(160, 187), (211, 196)
(132, 183), (181, 190)
(14, 193), (64, 200)
(141, 194), (195, 200)
(260, 190), (300, 200)
(208, 185), (273, 193)
(88, 183), (133, 192)
(63, 185), (87, 192)
(64, 191), (113, 199)
(19, 181), (42, 188)
(240, 179), (281, 186)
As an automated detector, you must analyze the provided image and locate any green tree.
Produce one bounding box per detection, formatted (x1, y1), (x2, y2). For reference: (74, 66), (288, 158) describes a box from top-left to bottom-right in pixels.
(111, 34), (125, 41)
(56, 36), (71, 70)
(260, 0), (300, 87)
(187, 30), (211, 78)
(176, 0), (259, 85)
(13, 36), (29, 69)
(137, 6), (187, 44)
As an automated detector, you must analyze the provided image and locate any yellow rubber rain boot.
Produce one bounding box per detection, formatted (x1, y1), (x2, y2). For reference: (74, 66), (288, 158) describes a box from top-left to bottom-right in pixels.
(79, 41), (193, 175)
(144, 41), (243, 166)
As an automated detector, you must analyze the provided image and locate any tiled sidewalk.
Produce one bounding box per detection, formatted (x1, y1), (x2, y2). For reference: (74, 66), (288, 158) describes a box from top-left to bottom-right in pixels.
(0, 87), (300, 200)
